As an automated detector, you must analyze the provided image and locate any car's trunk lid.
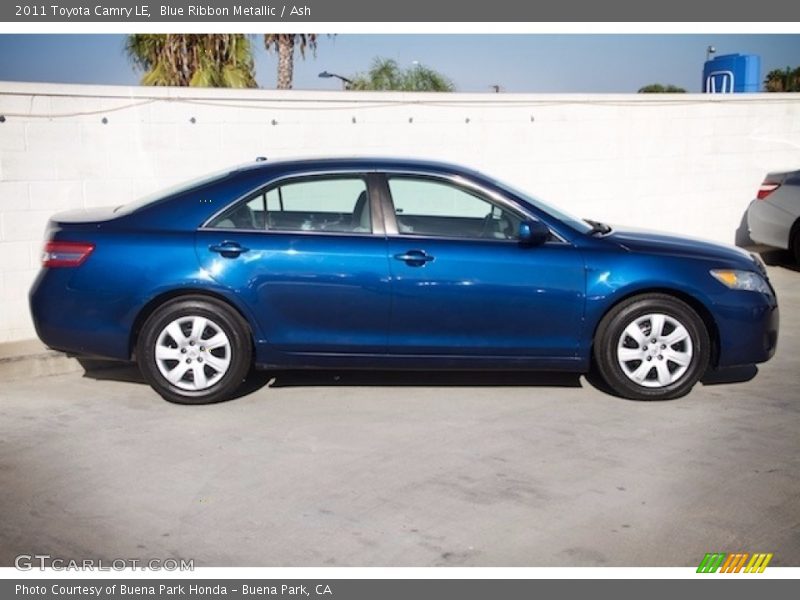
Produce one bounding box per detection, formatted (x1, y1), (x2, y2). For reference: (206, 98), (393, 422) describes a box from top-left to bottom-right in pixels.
(45, 207), (123, 235)
(49, 207), (120, 225)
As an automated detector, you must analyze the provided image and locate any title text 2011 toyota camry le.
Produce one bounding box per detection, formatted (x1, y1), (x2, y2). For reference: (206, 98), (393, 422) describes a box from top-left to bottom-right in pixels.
(29, 158), (779, 404)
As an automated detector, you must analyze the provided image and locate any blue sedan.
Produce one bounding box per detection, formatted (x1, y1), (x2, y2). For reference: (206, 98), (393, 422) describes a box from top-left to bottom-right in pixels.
(30, 158), (779, 403)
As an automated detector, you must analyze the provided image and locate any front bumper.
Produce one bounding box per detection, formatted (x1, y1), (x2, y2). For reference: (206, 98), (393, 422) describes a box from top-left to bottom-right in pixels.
(714, 288), (779, 368)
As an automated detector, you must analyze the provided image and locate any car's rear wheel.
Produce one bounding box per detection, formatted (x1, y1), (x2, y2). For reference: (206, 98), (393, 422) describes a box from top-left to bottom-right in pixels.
(791, 221), (800, 264)
(137, 296), (252, 404)
(594, 294), (710, 400)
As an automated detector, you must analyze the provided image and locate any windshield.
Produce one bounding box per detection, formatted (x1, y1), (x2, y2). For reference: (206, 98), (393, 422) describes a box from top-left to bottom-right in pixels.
(487, 177), (593, 235)
(115, 167), (235, 215)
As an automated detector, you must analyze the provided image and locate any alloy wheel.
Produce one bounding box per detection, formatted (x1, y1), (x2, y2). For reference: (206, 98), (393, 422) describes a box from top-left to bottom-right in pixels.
(154, 315), (232, 391)
(616, 313), (694, 388)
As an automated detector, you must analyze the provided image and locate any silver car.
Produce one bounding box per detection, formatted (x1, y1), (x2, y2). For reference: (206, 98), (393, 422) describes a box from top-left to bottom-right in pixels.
(747, 170), (800, 263)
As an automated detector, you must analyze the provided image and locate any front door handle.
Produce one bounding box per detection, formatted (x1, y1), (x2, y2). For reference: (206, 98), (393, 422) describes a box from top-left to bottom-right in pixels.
(209, 241), (249, 258)
(394, 250), (434, 266)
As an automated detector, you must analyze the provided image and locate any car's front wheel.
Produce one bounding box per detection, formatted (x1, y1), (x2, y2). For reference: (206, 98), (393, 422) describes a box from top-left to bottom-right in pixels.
(594, 294), (710, 400)
(137, 296), (252, 404)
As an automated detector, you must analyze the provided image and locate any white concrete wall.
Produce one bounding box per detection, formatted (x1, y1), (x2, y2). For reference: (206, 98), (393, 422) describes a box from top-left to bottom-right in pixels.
(1, 81), (799, 344)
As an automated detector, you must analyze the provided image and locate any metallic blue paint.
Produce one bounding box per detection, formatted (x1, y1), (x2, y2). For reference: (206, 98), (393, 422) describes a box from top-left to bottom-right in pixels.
(29, 158), (779, 374)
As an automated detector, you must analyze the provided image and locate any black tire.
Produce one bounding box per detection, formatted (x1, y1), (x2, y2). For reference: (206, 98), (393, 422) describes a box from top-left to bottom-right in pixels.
(791, 222), (800, 265)
(137, 296), (253, 404)
(593, 293), (710, 401)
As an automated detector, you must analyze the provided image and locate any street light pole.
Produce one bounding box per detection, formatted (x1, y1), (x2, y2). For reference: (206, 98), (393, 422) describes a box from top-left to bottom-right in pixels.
(319, 71), (353, 90)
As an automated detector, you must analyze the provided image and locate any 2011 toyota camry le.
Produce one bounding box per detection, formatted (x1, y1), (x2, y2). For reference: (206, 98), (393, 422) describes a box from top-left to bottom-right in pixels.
(29, 158), (779, 404)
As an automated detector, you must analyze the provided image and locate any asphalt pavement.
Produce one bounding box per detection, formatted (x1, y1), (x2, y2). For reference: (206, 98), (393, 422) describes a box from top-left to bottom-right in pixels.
(1, 258), (798, 567)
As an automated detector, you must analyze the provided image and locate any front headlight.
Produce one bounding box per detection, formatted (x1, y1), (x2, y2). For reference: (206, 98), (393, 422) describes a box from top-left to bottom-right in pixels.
(710, 269), (772, 294)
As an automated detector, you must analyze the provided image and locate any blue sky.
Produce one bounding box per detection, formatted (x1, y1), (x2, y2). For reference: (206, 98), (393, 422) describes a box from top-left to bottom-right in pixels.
(0, 34), (799, 92)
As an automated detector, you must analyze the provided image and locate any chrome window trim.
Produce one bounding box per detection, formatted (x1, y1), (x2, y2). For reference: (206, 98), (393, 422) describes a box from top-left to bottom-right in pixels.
(195, 228), (386, 240)
(200, 169), (379, 234)
(200, 167), (570, 244)
(381, 169), (570, 245)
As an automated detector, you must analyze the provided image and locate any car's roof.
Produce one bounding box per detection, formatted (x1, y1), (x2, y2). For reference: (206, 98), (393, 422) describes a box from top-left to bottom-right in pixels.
(231, 156), (479, 176)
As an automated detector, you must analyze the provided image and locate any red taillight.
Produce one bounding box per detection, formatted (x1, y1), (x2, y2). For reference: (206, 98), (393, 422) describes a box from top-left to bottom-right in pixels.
(757, 182), (781, 200)
(42, 241), (95, 267)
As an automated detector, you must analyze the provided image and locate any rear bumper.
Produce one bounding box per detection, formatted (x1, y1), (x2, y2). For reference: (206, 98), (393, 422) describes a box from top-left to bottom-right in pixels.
(29, 269), (133, 360)
(747, 199), (791, 249)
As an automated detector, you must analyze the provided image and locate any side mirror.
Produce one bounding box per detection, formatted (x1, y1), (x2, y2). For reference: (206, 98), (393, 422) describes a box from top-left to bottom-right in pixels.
(518, 220), (550, 247)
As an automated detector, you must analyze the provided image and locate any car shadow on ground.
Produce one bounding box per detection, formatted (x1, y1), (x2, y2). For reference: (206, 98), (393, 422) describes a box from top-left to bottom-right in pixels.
(77, 359), (145, 384)
(77, 358), (274, 401)
(264, 370), (584, 389)
(701, 364), (758, 385)
(78, 359), (586, 398)
(736, 227), (799, 272)
(756, 248), (800, 273)
(77, 358), (758, 403)
(582, 364), (758, 399)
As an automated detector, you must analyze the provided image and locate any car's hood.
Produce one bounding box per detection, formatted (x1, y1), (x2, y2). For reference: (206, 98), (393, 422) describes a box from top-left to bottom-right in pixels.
(606, 226), (758, 269)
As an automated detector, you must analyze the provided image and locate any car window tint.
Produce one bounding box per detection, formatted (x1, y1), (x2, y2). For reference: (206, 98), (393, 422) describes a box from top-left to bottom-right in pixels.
(388, 177), (521, 240)
(275, 179), (364, 213)
(209, 176), (372, 234)
(268, 177), (371, 234)
(208, 195), (266, 230)
(390, 178), (488, 218)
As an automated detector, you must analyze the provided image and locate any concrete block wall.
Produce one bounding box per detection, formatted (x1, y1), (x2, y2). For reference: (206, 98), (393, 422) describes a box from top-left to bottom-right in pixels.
(1, 81), (799, 344)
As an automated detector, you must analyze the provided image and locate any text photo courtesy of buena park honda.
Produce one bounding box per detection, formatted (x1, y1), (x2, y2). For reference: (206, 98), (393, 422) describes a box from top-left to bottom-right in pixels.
(0, 33), (798, 568)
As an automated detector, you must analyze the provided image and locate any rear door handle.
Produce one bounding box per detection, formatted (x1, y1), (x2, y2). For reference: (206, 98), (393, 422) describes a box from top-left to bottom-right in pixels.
(209, 241), (249, 257)
(394, 250), (434, 266)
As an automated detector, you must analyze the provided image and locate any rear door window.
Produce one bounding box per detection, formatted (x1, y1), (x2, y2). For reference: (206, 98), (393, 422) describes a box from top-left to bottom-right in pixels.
(208, 175), (372, 234)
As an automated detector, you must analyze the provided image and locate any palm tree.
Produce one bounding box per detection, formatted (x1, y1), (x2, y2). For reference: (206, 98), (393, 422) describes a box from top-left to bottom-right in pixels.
(637, 83), (687, 93)
(791, 68), (800, 92)
(348, 58), (454, 92)
(764, 68), (787, 92)
(263, 34), (317, 89)
(764, 67), (800, 92)
(403, 63), (455, 92)
(126, 34), (257, 88)
(351, 57), (402, 90)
